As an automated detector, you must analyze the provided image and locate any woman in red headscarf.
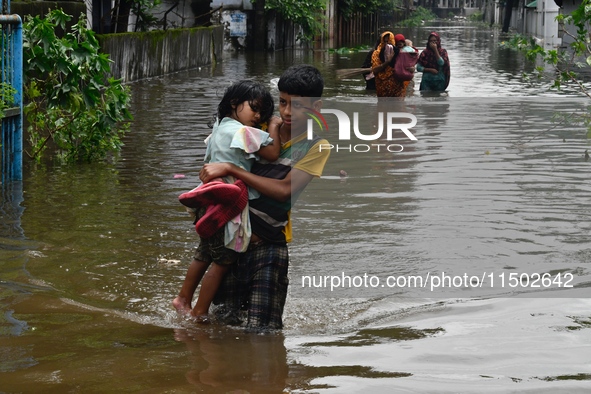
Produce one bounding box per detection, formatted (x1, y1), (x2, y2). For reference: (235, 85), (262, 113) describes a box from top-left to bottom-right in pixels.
(371, 31), (407, 97)
(417, 32), (451, 92)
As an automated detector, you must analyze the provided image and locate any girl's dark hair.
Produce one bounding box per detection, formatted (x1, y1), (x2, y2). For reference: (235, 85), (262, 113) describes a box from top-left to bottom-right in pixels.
(211, 80), (274, 127)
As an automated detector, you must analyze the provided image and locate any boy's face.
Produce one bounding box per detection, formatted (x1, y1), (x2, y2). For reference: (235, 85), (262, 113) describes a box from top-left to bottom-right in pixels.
(278, 92), (321, 135)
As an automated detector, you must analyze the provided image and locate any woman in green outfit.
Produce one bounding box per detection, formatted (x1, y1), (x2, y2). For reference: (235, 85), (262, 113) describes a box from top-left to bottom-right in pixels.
(416, 32), (451, 92)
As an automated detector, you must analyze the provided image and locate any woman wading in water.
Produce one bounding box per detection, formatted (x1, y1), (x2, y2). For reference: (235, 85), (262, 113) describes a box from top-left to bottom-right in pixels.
(371, 31), (408, 97)
(416, 32), (451, 92)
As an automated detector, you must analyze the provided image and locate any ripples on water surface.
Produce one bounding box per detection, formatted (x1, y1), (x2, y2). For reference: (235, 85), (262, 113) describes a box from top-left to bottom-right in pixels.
(1, 22), (590, 392)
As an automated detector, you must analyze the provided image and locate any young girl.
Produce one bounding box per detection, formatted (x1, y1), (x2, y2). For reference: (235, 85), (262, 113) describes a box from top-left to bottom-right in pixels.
(173, 80), (281, 322)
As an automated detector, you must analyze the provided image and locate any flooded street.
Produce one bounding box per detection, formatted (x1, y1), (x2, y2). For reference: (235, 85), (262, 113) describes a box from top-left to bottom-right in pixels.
(1, 21), (591, 392)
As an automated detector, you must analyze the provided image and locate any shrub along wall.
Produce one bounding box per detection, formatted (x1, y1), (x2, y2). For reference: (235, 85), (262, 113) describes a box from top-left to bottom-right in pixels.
(98, 25), (224, 83)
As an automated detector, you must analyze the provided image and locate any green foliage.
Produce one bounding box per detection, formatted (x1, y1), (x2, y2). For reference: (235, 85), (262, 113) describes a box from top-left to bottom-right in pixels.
(509, 35), (582, 89)
(502, 0), (591, 139)
(338, 0), (400, 20)
(397, 6), (437, 27)
(23, 9), (133, 163)
(263, 0), (326, 42)
(0, 82), (17, 118)
(260, 0), (400, 42)
(503, 0), (591, 96)
(329, 45), (372, 54)
(133, 0), (162, 32)
(468, 11), (484, 22)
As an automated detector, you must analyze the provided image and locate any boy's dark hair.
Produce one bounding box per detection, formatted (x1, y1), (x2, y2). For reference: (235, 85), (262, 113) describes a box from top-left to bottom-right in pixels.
(215, 80), (274, 125)
(277, 64), (324, 98)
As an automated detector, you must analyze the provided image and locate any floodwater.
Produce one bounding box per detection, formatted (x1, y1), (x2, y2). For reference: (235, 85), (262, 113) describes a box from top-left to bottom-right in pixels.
(2, 21), (591, 392)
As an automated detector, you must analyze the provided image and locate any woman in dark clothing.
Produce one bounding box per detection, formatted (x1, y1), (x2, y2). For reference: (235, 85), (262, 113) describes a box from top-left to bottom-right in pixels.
(416, 32), (451, 92)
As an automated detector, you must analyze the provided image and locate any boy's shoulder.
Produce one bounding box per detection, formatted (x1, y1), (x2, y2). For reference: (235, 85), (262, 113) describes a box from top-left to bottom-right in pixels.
(288, 131), (324, 148)
(288, 133), (328, 162)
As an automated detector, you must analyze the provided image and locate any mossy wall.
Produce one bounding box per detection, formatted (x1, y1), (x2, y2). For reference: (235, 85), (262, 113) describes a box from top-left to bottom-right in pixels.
(98, 25), (224, 82)
(11, 1), (222, 83)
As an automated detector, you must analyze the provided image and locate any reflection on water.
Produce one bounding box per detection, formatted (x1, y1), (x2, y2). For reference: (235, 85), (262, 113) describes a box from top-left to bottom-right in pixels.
(174, 328), (289, 392)
(1, 21), (591, 391)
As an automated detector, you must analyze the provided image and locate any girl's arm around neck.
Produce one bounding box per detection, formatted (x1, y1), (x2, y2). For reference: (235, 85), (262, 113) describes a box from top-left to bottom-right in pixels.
(256, 116), (282, 161)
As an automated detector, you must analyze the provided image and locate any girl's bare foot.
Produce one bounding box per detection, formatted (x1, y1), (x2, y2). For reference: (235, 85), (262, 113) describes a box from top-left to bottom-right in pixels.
(172, 296), (192, 315)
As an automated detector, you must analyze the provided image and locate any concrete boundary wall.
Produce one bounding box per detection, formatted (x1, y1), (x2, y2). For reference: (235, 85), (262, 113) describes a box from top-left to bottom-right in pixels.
(98, 25), (224, 83)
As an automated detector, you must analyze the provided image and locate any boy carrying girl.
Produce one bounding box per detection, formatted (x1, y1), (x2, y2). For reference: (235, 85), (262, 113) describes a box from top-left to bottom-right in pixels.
(176, 64), (331, 329)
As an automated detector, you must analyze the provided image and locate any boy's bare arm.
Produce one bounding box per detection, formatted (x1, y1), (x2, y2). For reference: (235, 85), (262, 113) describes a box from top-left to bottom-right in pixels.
(199, 162), (314, 202)
(256, 116), (282, 162)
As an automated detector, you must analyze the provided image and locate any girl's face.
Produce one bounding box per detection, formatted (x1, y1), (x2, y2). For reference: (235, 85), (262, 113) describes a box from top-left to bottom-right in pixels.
(231, 100), (261, 127)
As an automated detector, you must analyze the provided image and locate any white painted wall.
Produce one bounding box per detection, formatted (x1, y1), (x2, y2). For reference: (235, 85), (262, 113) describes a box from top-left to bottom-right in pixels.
(534, 1), (561, 47)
